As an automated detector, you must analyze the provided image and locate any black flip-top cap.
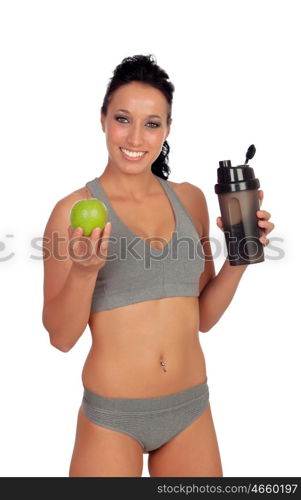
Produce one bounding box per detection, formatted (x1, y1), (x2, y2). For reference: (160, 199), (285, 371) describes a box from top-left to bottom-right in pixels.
(215, 160), (260, 194)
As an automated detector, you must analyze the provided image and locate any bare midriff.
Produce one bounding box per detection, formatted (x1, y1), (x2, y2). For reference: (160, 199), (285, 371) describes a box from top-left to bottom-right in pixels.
(82, 295), (207, 398)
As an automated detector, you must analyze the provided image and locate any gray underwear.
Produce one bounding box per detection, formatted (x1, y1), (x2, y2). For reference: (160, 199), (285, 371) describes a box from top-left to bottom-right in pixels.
(81, 378), (209, 453)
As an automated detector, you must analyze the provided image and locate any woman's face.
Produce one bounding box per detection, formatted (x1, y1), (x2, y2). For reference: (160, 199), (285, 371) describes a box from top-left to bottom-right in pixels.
(101, 81), (171, 174)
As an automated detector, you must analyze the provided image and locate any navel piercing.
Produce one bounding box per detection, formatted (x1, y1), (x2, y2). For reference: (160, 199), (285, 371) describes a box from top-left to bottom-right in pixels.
(160, 360), (167, 372)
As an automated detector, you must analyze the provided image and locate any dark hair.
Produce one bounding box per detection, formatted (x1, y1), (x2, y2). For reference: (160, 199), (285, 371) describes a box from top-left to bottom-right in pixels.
(101, 54), (175, 180)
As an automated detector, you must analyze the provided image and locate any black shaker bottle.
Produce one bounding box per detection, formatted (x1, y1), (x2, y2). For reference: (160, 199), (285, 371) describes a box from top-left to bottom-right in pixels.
(214, 144), (264, 266)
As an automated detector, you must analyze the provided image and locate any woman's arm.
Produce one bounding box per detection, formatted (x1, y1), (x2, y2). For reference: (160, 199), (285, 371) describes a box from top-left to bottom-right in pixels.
(42, 198), (98, 352)
(43, 263), (98, 352)
(185, 183), (274, 333)
(198, 257), (247, 332)
(42, 197), (111, 352)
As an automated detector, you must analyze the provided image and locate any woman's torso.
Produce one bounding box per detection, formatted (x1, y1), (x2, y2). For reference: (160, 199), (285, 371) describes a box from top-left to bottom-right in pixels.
(74, 177), (207, 397)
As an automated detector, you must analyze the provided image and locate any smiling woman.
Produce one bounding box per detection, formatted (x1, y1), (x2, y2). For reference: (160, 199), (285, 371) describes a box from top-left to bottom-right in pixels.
(100, 54), (173, 181)
(42, 54), (226, 478)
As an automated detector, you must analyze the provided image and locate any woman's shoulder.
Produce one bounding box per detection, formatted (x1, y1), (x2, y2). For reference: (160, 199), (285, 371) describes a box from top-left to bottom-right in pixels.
(47, 186), (93, 228)
(58, 185), (93, 207)
(167, 180), (208, 238)
(167, 179), (207, 206)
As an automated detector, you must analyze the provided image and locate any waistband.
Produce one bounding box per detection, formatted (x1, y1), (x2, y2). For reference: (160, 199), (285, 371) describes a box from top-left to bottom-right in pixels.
(82, 377), (209, 412)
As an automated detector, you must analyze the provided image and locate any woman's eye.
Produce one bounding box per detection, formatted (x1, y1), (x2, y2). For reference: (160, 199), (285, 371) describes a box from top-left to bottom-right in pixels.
(147, 122), (160, 128)
(115, 116), (160, 128)
(115, 116), (128, 123)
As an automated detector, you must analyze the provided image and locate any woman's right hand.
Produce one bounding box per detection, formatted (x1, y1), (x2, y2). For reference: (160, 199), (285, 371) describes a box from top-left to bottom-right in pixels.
(67, 222), (112, 273)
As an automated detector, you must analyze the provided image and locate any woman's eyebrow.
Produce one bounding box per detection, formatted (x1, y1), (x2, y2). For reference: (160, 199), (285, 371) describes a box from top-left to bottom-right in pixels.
(115, 108), (162, 119)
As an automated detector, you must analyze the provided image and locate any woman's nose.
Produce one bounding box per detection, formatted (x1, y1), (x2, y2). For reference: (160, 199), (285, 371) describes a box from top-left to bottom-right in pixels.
(126, 124), (144, 147)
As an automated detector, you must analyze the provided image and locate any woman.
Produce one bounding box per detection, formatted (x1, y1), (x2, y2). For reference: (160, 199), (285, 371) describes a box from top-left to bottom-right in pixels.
(42, 54), (275, 477)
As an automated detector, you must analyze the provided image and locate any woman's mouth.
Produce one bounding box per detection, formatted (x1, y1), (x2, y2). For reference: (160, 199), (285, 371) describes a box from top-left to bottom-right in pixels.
(120, 147), (147, 161)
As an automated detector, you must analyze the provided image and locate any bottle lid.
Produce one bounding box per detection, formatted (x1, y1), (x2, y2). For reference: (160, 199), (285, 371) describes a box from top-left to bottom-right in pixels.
(215, 160), (260, 194)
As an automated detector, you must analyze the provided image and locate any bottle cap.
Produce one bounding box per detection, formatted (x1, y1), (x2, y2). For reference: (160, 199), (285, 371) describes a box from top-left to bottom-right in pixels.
(215, 160), (260, 194)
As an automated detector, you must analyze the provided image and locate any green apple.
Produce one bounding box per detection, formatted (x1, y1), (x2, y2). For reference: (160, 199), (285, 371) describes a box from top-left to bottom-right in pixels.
(70, 198), (108, 237)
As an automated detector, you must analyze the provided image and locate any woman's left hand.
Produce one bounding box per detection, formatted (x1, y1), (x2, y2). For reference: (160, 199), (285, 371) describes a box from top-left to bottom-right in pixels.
(216, 189), (275, 246)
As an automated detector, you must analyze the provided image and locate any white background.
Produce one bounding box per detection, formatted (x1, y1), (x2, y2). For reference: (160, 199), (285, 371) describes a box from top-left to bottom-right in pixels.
(0, 0), (299, 477)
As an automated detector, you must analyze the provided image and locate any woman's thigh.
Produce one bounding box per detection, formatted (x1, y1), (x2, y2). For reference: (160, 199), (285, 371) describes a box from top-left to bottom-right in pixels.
(148, 403), (223, 477)
(69, 407), (144, 477)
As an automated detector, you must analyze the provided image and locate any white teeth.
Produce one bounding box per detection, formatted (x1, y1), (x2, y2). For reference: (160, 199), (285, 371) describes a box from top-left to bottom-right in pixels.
(121, 148), (146, 158)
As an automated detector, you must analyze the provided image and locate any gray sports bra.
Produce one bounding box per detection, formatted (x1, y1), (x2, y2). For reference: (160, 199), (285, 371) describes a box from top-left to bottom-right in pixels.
(85, 175), (205, 313)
